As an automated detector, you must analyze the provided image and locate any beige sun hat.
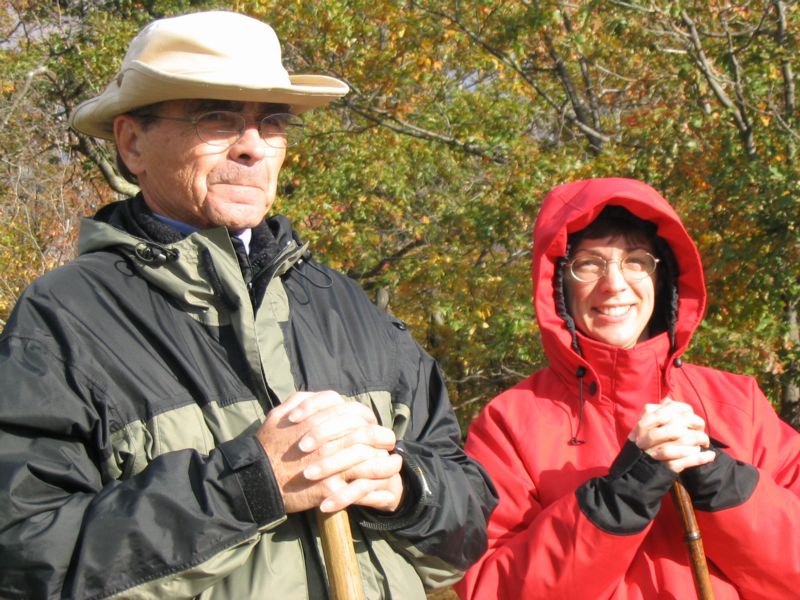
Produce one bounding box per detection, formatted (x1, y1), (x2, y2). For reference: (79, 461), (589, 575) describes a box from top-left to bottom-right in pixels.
(70, 11), (349, 140)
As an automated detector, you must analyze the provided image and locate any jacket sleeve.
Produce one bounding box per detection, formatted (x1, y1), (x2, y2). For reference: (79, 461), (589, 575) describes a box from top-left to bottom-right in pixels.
(454, 396), (675, 600)
(0, 327), (286, 599)
(687, 377), (800, 599)
(357, 323), (498, 589)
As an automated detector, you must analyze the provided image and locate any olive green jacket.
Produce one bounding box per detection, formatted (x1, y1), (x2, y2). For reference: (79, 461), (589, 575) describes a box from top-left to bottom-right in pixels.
(0, 197), (497, 599)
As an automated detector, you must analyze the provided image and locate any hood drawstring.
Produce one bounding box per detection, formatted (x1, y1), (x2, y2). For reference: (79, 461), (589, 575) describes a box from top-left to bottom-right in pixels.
(554, 257), (581, 354)
(294, 254), (333, 289)
(284, 251), (333, 306)
(570, 366), (588, 445)
(555, 258), (588, 445)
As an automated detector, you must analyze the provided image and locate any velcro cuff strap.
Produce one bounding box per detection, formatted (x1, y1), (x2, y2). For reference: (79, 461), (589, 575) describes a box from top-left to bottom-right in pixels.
(219, 436), (285, 526)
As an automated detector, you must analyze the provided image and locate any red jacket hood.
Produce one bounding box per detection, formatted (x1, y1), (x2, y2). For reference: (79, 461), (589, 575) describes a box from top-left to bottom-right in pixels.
(532, 178), (706, 382)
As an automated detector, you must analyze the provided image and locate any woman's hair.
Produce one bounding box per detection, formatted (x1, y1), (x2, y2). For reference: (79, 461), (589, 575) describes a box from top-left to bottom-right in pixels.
(567, 205), (657, 254)
(559, 205), (679, 349)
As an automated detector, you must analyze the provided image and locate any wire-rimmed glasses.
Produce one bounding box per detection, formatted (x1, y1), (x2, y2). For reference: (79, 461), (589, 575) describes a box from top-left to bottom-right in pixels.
(135, 111), (304, 149)
(566, 250), (660, 283)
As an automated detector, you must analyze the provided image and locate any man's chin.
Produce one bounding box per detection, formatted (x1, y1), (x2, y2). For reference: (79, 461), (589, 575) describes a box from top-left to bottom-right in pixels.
(205, 199), (272, 231)
(218, 213), (268, 232)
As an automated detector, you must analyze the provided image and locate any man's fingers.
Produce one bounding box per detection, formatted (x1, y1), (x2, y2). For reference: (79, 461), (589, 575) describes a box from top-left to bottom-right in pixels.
(647, 441), (710, 461)
(298, 409), (387, 452)
(318, 474), (403, 513)
(319, 478), (380, 513)
(316, 424), (397, 455)
(263, 390), (320, 424)
(350, 489), (398, 510)
(286, 390), (348, 423)
(632, 400), (707, 447)
(305, 447), (401, 481)
(639, 401), (696, 429)
(304, 445), (380, 480)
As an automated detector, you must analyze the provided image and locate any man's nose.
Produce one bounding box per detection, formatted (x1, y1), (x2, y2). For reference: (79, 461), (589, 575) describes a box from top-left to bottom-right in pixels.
(228, 124), (274, 162)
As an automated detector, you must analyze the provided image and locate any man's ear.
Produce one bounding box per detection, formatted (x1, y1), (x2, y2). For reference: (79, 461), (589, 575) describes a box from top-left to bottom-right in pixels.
(113, 114), (146, 176)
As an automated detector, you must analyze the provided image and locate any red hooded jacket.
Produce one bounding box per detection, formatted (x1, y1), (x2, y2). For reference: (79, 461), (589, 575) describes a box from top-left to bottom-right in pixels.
(456, 178), (800, 599)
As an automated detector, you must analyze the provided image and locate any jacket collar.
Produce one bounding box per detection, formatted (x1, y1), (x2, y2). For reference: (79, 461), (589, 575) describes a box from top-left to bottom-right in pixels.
(77, 196), (308, 319)
(579, 331), (670, 405)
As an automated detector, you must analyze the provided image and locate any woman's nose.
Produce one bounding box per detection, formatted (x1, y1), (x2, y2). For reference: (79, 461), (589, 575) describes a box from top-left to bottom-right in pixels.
(601, 260), (629, 289)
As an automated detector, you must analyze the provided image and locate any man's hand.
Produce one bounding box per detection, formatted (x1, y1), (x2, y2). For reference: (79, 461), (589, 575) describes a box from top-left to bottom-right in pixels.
(255, 390), (404, 514)
(628, 398), (716, 473)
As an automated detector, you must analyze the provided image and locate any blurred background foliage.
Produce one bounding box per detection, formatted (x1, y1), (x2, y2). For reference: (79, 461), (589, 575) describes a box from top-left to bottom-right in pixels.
(1, 0), (799, 432)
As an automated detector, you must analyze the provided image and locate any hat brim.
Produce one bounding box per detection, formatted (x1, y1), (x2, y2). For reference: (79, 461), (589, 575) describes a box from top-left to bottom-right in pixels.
(70, 64), (349, 140)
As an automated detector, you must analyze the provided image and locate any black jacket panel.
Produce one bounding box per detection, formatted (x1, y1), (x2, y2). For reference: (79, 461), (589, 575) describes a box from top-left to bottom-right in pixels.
(0, 197), (497, 599)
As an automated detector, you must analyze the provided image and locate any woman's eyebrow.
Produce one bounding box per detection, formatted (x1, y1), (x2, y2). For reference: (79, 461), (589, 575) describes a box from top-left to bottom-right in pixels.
(572, 247), (649, 257)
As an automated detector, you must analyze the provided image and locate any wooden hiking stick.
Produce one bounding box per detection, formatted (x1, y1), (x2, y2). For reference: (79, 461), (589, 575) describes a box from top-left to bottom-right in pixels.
(316, 509), (365, 600)
(671, 480), (715, 600)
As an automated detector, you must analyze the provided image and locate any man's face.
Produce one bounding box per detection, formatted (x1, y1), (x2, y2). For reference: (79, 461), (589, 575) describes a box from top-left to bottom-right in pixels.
(115, 100), (287, 231)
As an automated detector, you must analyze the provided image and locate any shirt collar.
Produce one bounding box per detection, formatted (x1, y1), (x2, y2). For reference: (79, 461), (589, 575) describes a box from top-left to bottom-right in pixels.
(151, 213), (252, 255)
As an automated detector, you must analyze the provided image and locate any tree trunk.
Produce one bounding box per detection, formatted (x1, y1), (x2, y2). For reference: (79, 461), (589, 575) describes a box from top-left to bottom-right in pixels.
(780, 300), (800, 431)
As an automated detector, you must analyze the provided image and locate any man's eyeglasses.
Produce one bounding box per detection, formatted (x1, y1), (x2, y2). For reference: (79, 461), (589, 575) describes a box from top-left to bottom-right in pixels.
(566, 250), (660, 283)
(135, 111), (304, 149)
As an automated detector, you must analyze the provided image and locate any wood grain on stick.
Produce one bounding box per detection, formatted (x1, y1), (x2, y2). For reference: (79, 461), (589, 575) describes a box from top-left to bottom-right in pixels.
(671, 481), (715, 600)
(316, 509), (365, 600)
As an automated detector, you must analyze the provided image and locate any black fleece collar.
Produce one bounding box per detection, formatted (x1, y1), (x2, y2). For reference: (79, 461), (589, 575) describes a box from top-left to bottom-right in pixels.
(94, 194), (283, 271)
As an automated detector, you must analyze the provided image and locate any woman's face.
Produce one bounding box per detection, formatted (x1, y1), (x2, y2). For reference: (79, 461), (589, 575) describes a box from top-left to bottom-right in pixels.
(564, 235), (657, 349)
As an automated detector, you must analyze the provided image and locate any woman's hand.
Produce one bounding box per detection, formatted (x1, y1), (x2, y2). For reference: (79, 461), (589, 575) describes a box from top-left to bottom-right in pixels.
(628, 398), (716, 473)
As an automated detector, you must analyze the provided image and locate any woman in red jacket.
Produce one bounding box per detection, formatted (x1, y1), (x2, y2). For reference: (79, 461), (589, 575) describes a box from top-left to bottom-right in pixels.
(456, 178), (800, 599)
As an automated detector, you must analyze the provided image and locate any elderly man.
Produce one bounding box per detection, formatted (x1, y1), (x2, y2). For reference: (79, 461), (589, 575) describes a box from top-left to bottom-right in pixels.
(0, 11), (496, 600)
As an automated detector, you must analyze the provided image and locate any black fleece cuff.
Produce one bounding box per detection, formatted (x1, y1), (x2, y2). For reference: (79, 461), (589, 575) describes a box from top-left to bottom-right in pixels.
(576, 440), (678, 534)
(679, 446), (759, 511)
(218, 436), (285, 527)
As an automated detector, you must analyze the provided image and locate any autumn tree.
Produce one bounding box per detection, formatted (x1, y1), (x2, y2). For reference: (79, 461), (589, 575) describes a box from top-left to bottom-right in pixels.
(1, 0), (798, 430)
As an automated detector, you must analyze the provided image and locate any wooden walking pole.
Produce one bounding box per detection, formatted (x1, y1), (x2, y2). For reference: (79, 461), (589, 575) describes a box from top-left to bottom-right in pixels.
(671, 480), (715, 600)
(316, 509), (365, 600)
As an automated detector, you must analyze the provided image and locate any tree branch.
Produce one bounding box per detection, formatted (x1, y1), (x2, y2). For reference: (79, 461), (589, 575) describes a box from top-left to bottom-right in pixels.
(74, 133), (139, 197)
(343, 101), (507, 164)
(543, 28), (604, 153)
(347, 238), (426, 282)
(1, 65), (49, 130)
(774, 0), (795, 119)
(562, 10), (602, 130)
(411, 1), (611, 149)
(681, 11), (757, 158)
(721, 13), (757, 158)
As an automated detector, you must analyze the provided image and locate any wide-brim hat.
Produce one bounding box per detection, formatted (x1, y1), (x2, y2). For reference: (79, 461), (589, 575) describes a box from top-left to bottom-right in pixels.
(70, 11), (350, 140)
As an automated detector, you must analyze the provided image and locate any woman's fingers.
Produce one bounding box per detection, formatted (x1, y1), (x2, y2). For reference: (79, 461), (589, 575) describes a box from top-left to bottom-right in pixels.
(663, 449), (716, 473)
(637, 401), (700, 431)
(630, 399), (708, 450)
(640, 421), (710, 450)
